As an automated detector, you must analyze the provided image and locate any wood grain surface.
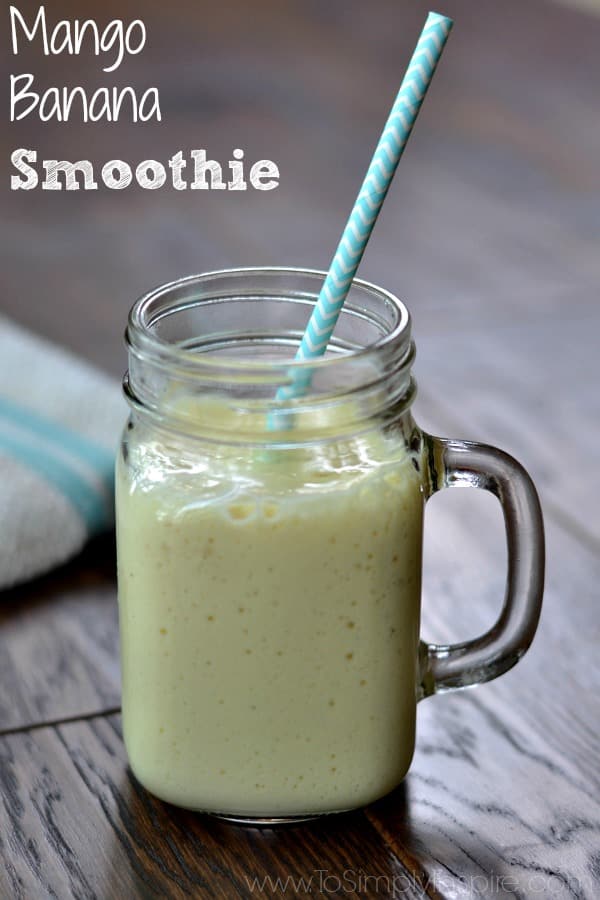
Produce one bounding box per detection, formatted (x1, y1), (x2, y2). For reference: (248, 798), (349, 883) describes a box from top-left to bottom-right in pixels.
(0, 537), (119, 732)
(0, 716), (425, 900)
(1, 0), (599, 897)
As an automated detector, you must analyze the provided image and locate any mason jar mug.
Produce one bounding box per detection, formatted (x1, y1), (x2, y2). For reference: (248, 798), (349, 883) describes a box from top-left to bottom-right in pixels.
(116, 267), (544, 824)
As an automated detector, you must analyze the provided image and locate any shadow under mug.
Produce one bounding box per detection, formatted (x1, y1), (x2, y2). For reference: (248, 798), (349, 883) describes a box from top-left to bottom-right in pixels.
(116, 267), (545, 824)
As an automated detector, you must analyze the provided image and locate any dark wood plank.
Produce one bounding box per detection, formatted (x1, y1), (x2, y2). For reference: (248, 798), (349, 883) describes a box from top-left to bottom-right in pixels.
(0, 715), (427, 900)
(367, 506), (600, 899)
(0, 536), (119, 731)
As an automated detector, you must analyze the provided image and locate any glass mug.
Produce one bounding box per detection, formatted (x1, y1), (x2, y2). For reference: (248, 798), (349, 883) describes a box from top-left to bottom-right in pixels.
(116, 268), (544, 824)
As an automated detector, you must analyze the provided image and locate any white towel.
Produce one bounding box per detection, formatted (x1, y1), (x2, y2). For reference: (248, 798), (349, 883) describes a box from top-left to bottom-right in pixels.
(0, 316), (126, 590)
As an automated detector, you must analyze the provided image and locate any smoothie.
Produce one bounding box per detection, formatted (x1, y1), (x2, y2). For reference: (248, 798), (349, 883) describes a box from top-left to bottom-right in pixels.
(116, 400), (424, 817)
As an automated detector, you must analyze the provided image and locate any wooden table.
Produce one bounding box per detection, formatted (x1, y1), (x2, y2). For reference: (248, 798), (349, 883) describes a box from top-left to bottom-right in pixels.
(1, 0), (599, 896)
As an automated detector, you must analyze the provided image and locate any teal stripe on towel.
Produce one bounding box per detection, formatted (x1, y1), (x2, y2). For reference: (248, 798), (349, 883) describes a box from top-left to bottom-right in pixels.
(0, 395), (115, 490)
(0, 426), (112, 532)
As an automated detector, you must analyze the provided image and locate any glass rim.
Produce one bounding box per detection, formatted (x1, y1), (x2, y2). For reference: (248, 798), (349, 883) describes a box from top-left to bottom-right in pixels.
(127, 266), (412, 374)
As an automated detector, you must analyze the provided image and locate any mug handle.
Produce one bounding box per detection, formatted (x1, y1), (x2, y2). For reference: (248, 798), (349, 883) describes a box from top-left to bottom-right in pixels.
(419, 435), (545, 697)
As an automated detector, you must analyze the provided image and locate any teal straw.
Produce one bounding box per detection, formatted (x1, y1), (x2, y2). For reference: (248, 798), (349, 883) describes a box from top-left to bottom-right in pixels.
(276, 11), (453, 404)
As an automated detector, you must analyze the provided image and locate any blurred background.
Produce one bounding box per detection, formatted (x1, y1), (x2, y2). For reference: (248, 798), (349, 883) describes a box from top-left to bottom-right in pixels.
(1, 0), (597, 358)
(2, 0), (598, 542)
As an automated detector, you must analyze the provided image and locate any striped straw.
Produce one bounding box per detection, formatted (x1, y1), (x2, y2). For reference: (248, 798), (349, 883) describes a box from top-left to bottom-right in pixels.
(276, 11), (453, 404)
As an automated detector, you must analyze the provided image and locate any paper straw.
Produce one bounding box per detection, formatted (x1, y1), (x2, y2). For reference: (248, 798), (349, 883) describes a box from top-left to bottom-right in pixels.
(276, 11), (453, 404)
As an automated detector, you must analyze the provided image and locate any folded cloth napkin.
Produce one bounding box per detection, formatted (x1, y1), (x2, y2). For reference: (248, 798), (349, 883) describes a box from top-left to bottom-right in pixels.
(0, 316), (126, 590)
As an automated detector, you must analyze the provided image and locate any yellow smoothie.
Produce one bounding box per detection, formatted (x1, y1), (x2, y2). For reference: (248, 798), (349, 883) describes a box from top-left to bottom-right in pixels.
(116, 399), (424, 817)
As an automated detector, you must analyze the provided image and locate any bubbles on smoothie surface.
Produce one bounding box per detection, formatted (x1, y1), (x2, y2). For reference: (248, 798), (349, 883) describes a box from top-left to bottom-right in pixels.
(228, 501), (256, 521)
